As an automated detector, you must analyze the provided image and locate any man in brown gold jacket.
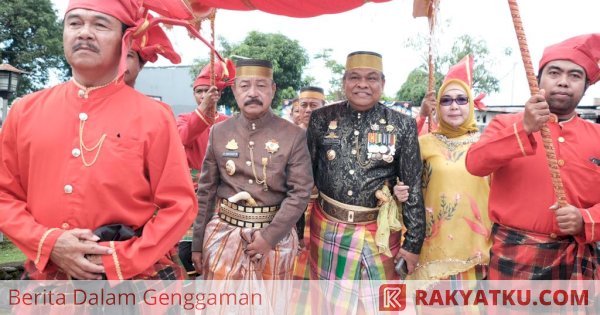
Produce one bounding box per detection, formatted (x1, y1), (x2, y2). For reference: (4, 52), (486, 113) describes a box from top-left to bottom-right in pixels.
(191, 58), (313, 280)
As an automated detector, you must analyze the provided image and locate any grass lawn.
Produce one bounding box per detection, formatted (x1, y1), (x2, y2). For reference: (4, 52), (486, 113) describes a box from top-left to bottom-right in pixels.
(0, 238), (26, 265)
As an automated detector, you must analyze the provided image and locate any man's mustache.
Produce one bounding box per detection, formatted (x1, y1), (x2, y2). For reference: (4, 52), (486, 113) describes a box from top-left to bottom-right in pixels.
(244, 99), (263, 106)
(73, 42), (100, 53)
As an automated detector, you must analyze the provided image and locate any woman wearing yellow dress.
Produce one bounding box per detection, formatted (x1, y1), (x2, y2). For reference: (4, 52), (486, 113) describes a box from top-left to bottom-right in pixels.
(406, 55), (491, 282)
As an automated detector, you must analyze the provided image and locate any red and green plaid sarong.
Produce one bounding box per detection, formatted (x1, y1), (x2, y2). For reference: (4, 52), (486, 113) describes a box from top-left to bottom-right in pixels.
(489, 223), (600, 280)
(309, 202), (401, 281)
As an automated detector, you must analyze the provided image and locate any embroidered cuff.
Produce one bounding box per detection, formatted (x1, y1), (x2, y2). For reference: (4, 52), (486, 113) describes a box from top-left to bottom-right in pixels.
(194, 109), (214, 127)
(513, 123), (527, 157)
(34, 228), (61, 270)
(581, 208), (597, 242)
(512, 122), (535, 157)
(101, 241), (125, 280)
(109, 241), (124, 280)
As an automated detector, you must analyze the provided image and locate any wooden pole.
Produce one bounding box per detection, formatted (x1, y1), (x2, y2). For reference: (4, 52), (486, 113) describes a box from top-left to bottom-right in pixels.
(507, 0), (568, 207)
(426, 0), (438, 132)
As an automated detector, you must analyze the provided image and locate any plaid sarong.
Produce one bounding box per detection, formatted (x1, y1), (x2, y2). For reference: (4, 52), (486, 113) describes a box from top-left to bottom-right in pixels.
(292, 200), (315, 281)
(309, 202), (400, 281)
(489, 223), (600, 280)
(22, 247), (185, 280)
(308, 202), (402, 314)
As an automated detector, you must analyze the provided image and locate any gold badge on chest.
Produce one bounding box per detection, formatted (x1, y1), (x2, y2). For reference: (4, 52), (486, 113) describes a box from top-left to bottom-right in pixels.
(328, 120), (338, 130)
(324, 119), (341, 143)
(226, 139), (239, 150)
(223, 139), (240, 158)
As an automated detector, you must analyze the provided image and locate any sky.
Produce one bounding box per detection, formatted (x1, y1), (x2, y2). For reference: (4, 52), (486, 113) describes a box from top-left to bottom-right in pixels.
(51, 0), (600, 106)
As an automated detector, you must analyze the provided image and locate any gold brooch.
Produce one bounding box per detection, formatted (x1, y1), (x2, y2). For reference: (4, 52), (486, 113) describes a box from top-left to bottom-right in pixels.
(225, 160), (236, 175)
(327, 149), (336, 160)
(265, 140), (279, 154)
(226, 139), (239, 150)
(386, 125), (395, 132)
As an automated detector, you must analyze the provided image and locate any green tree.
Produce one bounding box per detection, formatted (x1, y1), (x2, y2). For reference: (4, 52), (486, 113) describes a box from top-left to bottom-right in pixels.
(395, 68), (444, 106)
(396, 34), (505, 106)
(192, 31), (310, 113)
(0, 0), (67, 96)
(314, 48), (345, 101)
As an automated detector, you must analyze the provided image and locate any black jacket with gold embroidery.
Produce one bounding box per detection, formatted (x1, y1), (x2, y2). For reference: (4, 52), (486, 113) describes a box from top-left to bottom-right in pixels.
(307, 101), (425, 254)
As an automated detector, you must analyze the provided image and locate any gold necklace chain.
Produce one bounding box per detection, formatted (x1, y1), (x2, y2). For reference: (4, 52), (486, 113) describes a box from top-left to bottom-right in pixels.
(71, 77), (115, 167)
(433, 132), (480, 152)
(248, 142), (269, 191)
(79, 119), (107, 167)
(72, 77), (117, 99)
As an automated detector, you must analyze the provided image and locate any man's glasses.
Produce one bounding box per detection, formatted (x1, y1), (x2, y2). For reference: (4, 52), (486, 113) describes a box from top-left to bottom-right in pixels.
(439, 95), (469, 106)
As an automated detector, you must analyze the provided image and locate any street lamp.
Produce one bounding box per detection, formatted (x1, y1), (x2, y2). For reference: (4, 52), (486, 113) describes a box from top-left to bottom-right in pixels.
(0, 64), (26, 242)
(0, 64), (27, 126)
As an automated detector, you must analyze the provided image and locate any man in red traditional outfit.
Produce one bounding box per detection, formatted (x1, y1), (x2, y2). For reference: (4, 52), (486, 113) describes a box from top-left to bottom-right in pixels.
(176, 60), (235, 188)
(175, 60), (235, 278)
(0, 0), (197, 280)
(466, 34), (600, 279)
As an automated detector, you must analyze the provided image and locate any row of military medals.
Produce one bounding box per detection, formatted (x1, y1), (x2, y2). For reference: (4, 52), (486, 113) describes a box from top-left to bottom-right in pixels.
(367, 119), (396, 163)
(224, 138), (279, 191)
(325, 118), (397, 164)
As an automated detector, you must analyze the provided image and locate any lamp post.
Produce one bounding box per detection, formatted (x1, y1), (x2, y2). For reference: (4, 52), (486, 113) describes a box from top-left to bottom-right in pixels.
(0, 64), (27, 127)
(0, 64), (25, 242)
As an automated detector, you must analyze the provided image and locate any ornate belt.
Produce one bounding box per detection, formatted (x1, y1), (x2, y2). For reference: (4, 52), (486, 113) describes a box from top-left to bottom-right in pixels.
(218, 199), (279, 229)
(318, 193), (379, 224)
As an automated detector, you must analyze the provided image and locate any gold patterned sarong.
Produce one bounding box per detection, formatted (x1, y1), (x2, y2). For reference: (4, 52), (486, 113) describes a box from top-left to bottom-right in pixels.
(202, 214), (298, 280)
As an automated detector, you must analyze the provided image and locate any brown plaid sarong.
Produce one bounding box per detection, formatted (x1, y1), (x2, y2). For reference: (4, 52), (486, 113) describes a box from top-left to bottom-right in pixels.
(489, 223), (600, 280)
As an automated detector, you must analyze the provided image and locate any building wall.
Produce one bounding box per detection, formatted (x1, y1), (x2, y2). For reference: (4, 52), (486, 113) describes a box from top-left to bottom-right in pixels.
(135, 65), (196, 117)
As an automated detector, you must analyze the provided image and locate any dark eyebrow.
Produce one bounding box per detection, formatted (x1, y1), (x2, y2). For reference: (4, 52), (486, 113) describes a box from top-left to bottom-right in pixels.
(93, 15), (114, 24)
(65, 13), (81, 20)
(568, 69), (585, 76)
(546, 65), (564, 72)
(547, 65), (585, 76)
(65, 13), (114, 24)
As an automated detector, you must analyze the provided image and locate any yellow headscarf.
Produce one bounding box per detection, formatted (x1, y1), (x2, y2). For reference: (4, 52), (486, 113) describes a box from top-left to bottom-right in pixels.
(433, 55), (479, 138)
(433, 80), (478, 138)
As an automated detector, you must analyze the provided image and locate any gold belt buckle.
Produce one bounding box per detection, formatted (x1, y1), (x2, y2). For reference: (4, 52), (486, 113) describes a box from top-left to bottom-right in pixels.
(348, 210), (354, 223)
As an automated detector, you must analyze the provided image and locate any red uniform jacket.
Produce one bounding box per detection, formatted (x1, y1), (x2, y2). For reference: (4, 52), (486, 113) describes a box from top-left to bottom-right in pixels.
(466, 113), (600, 242)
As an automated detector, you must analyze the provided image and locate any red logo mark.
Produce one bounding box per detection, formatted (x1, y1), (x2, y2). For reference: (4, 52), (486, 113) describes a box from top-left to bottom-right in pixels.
(379, 284), (406, 311)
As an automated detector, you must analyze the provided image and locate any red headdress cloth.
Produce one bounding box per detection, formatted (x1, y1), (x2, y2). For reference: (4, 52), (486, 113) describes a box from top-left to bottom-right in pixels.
(434, 55), (484, 137)
(539, 33), (600, 85)
(131, 14), (180, 64)
(66, 0), (222, 81)
(193, 58), (236, 91)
